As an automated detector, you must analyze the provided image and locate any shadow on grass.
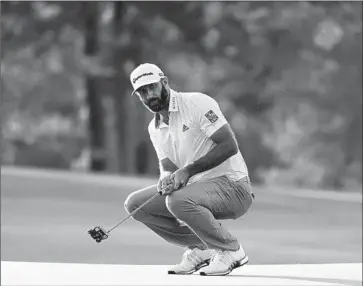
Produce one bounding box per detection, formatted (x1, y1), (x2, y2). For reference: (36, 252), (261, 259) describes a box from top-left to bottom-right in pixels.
(228, 274), (361, 286)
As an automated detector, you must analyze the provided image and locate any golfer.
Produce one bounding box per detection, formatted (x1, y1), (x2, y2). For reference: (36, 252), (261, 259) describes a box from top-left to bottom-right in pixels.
(124, 63), (254, 276)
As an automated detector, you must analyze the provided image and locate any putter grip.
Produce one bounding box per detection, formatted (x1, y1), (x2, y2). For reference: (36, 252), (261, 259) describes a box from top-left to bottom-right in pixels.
(158, 181), (175, 195)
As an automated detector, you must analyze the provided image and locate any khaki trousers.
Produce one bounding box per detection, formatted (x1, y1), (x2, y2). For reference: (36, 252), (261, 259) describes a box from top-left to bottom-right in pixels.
(124, 175), (254, 251)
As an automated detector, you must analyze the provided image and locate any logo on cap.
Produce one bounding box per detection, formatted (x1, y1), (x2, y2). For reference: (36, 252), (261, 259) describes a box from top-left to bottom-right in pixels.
(133, 72), (153, 84)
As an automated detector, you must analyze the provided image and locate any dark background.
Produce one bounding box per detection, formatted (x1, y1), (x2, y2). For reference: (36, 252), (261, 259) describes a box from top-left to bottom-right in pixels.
(1, 1), (362, 192)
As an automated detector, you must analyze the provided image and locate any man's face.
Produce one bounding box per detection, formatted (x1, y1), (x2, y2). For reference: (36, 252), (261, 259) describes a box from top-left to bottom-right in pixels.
(136, 81), (168, 113)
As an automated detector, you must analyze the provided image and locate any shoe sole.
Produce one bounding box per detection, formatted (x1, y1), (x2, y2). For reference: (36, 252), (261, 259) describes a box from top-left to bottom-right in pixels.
(199, 255), (249, 276)
(168, 259), (210, 275)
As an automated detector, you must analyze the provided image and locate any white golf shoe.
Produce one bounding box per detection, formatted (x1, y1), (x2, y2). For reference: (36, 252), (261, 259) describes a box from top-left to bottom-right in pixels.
(199, 245), (249, 276)
(168, 248), (215, 275)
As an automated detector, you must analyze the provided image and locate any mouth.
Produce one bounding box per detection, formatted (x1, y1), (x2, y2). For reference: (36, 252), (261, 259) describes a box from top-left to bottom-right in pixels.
(149, 99), (160, 106)
(147, 99), (163, 112)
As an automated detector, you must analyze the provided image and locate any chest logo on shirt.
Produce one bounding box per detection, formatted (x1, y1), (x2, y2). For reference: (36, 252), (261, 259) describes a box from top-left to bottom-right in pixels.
(182, 124), (189, 132)
(205, 110), (219, 123)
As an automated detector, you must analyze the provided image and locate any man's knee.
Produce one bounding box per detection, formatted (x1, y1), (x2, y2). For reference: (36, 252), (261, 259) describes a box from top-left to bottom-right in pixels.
(166, 191), (192, 219)
(124, 191), (140, 214)
(124, 185), (160, 219)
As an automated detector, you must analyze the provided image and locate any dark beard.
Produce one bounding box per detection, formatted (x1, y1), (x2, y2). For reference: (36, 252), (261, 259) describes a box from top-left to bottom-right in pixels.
(146, 85), (168, 112)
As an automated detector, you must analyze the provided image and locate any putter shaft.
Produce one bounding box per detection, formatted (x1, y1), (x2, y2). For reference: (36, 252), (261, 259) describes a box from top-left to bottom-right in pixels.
(107, 191), (161, 233)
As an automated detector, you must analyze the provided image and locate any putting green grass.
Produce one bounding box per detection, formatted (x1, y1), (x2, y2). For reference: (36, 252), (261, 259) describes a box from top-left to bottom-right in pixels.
(1, 167), (362, 265)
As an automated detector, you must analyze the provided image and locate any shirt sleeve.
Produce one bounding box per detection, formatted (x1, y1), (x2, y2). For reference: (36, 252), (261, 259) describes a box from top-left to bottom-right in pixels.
(191, 94), (228, 137)
(148, 122), (167, 161)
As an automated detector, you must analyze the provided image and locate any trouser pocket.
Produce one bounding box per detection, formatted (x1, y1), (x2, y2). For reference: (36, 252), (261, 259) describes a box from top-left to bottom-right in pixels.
(200, 176), (253, 220)
(229, 177), (253, 219)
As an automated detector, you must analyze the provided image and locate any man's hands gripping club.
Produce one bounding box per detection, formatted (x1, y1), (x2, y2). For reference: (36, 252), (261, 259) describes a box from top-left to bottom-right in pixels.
(158, 167), (191, 196)
(158, 172), (174, 195)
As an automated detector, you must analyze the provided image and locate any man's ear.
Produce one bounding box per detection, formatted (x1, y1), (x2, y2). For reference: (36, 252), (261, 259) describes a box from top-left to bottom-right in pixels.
(161, 77), (168, 86)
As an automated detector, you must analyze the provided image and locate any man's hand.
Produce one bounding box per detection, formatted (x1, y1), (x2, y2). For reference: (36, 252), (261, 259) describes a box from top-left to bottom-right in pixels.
(160, 183), (174, 196)
(171, 167), (191, 191)
(157, 172), (175, 196)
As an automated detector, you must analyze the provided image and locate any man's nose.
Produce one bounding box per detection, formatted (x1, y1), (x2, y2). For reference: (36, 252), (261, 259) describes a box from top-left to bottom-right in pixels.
(142, 87), (150, 96)
(146, 90), (157, 100)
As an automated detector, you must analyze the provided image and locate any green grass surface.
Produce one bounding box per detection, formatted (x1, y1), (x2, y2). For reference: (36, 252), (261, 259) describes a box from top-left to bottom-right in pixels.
(1, 169), (362, 265)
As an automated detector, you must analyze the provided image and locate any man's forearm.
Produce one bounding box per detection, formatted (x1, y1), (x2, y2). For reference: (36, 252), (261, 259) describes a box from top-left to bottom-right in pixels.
(185, 142), (237, 177)
(159, 158), (178, 178)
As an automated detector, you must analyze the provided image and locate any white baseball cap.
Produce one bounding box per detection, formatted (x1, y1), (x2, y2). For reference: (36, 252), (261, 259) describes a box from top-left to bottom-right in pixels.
(130, 63), (165, 95)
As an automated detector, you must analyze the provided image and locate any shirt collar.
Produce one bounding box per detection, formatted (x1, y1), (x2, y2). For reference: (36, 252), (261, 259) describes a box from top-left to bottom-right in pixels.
(155, 89), (179, 129)
(168, 89), (179, 112)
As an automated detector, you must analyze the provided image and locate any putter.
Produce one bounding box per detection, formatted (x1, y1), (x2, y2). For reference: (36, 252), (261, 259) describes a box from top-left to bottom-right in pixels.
(88, 191), (161, 243)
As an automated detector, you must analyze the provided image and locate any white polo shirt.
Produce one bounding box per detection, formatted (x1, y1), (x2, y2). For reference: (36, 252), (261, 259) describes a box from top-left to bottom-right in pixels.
(148, 89), (249, 184)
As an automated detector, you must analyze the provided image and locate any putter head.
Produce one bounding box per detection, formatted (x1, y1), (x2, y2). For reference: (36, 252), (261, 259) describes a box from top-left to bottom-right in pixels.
(88, 226), (109, 243)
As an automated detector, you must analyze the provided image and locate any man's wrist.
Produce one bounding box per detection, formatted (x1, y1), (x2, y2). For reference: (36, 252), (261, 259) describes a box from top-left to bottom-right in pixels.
(160, 171), (172, 180)
(185, 164), (197, 178)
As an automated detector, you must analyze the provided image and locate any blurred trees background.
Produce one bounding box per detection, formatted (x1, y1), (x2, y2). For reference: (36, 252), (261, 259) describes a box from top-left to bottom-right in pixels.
(1, 1), (362, 191)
